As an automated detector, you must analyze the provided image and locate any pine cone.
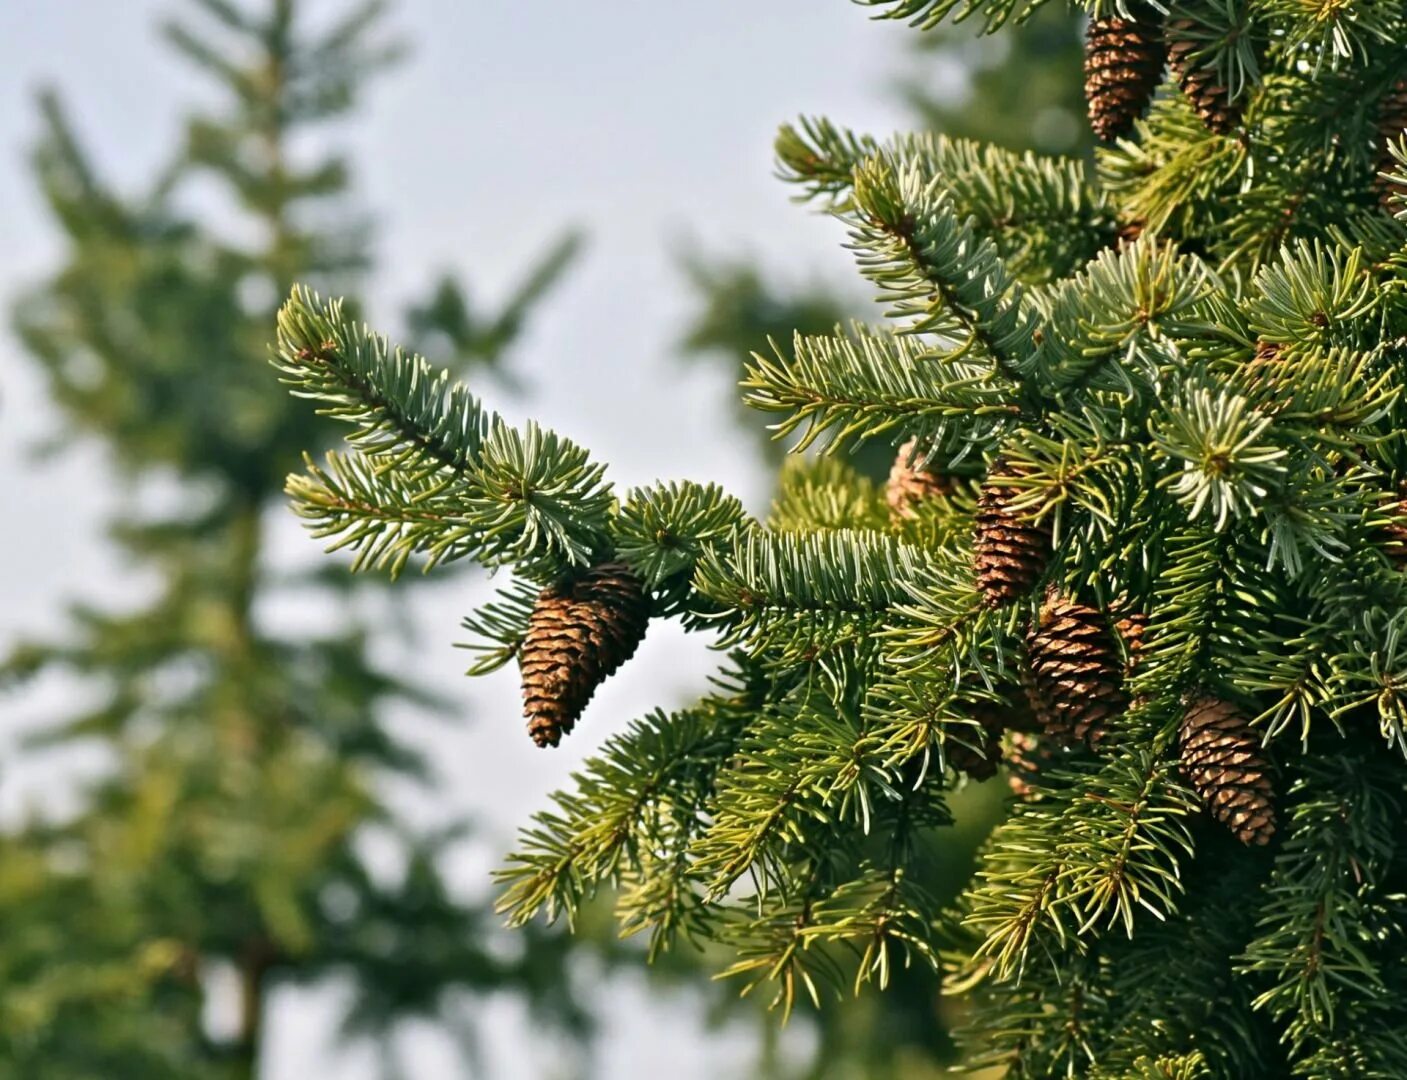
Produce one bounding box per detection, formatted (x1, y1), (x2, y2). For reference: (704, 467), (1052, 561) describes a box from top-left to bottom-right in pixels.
(520, 561), (650, 748)
(945, 701), (1025, 781)
(1085, 13), (1166, 142)
(1116, 218), (1146, 249)
(1025, 594), (1127, 748)
(1167, 19), (1238, 135)
(1376, 80), (1407, 208)
(946, 716), (1001, 782)
(974, 465), (1050, 606)
(1005, 729), (1056, 800)
(1179, 696), (1276, 846)
(886, 438), (953, 520)
(1113, 608), (1148, 676)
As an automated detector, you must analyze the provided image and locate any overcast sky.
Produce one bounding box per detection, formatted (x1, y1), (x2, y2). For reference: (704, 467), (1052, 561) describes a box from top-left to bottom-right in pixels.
(0, 2), (931, 1076)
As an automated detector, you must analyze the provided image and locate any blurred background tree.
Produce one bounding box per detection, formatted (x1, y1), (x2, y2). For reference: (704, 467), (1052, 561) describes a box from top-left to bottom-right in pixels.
(673, 9), (1088, 1078)
(681, 7), (1089, 481)
(1, 2), (1092, 1076)
(0, 1), (582, 1076)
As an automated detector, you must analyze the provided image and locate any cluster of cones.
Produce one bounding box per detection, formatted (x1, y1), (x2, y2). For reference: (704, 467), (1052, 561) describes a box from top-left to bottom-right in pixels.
(510, 441), (1299, 847)
(1084, 9), (1238, 142)
(1085, 10), (1406, 206)
(887, 443), (1277, 846)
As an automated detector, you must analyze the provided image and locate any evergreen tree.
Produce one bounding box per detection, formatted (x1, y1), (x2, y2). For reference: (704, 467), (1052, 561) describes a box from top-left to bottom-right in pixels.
(3, 2), (580, 1076)
(276, 0), (1407, 1075)
(672, 17), (1089, 1076)
(680, 6), (1087, 484)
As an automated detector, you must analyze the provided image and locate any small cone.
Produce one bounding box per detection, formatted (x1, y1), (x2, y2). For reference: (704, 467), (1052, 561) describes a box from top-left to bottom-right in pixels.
(1085, 13), (1166, 142)
(1005, 730), (1056, 800)
(1179, 696), (1276, 846)
(520, 561), (650, 748)
(1167, 19), (1239, 135)
(1025, 594), (1127, 748)
(886, 438), (953, 521)
(1113, 608), (1148, 677)
(945, 700), (1024, 787)
(974, 464), (1050, 606)
(945, 714), (1001, 781)
(1376, 80), (1407, 208)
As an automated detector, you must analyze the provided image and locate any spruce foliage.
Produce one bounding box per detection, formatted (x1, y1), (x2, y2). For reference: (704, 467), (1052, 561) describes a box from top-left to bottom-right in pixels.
(276, 0), (1407, 1073)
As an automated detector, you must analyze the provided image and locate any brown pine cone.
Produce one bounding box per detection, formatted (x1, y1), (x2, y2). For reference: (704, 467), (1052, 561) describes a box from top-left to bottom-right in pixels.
(1005, 730), (1057, 800)
(945, 706), (1004, 782)
(944, 698), (1037, 781)
(974, 464), (1050, 606)
(1166, 19), (1239, 135)
(1376, 80), (1407, 208)
(886, 438), (953, 521)
(520, 561), (650, 748)
(1085, 12), (1167, 142)
(1025, 594), (1127, 748)
(1113, 608), (1148, 676)
(1179, 696), (1276, 846)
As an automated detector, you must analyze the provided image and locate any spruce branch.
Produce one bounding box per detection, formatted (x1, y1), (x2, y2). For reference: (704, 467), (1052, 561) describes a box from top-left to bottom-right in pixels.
(612, 481), (748, 589)
(695, 528), (925, 642)
(777, 123), (1113, 279)
(495, 692), (753, 932)
(1245, 240), (1378, 351)
(1151, 388), (1289, 530)
(457, 580), (539, 676)
(276, 287), (614, 575)
(274, 285), (490, 474)
(1236, 754), (1403, 1065)
(742, 323), (1020, 454)
(1033, 236), (1215, 398)
(848, 156), (1036, 382)
(963, 749), (1197, 982)
(856, 0), (1050, 34)
(768, 456), (891, 534)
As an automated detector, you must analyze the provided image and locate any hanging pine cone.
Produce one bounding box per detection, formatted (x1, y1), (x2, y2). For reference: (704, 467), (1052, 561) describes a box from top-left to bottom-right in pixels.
(945, 700), (1030, 781)
(1085, 12), (1166, 142)
(1376, 80), (1407, 208)
(886, 438), (953, 520)
(1113, 607), (1148, 677)
(1024, 594), (1127, 748)
(974, 464), (1050, 606)
(1166, 19), (1239, 135)
(520, 561), (650, 748)
(945, 711), (1002, 781)
(1179, 696), (1276, 846)
(1005, 730), (1057, 800)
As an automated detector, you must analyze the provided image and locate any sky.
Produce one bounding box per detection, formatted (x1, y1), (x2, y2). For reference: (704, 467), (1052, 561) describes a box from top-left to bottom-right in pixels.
(0, 2), (931, 1076)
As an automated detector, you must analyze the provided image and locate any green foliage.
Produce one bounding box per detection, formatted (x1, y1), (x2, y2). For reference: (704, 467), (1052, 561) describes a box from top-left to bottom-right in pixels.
(276, 0), (1407, 1076)
(4, 1), (581, 1074)
(277, 288), (613, 578)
